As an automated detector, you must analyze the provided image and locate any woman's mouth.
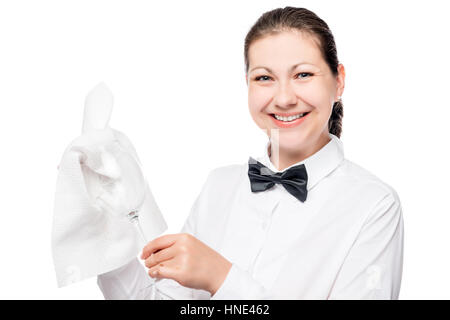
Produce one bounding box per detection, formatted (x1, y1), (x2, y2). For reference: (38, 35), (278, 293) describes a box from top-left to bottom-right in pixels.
(269, 112), (310, 128)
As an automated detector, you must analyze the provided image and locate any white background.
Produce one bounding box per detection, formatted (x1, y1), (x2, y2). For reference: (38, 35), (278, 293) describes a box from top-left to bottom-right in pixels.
(0, 0), (449, 299)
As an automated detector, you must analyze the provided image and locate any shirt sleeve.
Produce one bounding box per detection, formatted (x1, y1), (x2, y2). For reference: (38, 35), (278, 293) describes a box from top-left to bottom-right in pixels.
(97, 172), (213, 300)
(327, 190), (404, 300)
(210, 263), (270, 300)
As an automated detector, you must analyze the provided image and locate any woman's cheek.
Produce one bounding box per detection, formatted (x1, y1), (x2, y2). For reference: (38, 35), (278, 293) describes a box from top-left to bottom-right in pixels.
(297, 83), (322, 105)
(248, 87), (272, 129)
(248, 107), (267, 130)
(301, 85), (332, 115)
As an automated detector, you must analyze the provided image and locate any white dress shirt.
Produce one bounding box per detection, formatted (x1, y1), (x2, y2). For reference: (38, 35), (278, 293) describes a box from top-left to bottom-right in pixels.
(97, 133), (404, 299)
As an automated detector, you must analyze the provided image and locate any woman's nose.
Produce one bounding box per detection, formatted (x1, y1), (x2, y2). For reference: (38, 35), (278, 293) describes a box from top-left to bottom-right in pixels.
(273, 81), (297, 108)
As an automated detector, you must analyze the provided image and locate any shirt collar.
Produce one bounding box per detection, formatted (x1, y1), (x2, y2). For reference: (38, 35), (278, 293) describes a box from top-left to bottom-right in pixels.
(254, 133), (345, 191)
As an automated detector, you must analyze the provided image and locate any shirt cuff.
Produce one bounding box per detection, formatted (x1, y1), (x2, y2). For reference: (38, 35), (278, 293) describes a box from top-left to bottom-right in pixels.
(210, 263), (268, 300)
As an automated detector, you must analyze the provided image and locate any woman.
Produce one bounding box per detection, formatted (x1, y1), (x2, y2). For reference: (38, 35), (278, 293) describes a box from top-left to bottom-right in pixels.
(97, 6), (404, 300)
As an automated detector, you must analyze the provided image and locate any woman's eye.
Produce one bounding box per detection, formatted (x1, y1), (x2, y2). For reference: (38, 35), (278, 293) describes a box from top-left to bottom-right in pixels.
(254, 75), (271, 81)
(254, 73), (313, 82)
(296, 72), (313, 79)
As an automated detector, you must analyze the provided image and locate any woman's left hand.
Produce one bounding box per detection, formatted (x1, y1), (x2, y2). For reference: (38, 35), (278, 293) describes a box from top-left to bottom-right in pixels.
(140, 233), (232, 296)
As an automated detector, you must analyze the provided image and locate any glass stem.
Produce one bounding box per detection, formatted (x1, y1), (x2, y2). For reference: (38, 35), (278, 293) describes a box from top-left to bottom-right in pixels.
(131, 217), (147, 245)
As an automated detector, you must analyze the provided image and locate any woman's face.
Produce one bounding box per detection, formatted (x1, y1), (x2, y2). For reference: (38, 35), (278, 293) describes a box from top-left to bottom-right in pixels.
(246, 30), (345, 155)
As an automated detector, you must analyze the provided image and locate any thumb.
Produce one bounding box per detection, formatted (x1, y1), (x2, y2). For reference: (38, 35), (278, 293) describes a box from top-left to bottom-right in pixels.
(82, 81), (114, 134)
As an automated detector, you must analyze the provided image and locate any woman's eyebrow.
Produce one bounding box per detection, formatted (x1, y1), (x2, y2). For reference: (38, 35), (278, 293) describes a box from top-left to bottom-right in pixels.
(249, 62), (313, 73)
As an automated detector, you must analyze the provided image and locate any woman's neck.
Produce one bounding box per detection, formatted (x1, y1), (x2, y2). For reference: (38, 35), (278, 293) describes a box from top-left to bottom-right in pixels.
(269, 134), (331, 171)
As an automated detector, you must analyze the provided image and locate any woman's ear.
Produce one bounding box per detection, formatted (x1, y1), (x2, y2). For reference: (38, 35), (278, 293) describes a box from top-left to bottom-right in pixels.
(336, 63), (345, 98)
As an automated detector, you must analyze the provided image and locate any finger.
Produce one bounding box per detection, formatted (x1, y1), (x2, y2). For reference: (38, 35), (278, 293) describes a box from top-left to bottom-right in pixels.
(144, 246), (176, 269)
(147, 259), (181, 282)
(141, 234), (178, 260)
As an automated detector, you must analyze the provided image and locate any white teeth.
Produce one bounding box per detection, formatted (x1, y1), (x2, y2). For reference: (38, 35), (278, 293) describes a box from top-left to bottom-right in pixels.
(274, 113), (306, 121)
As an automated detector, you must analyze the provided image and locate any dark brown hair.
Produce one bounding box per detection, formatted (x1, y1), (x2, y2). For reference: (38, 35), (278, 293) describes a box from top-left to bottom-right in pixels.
(244, 6), (343, 138)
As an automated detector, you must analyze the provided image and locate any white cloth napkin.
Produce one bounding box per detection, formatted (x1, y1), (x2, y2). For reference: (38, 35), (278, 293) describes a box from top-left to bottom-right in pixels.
(52, 82), (167, 288)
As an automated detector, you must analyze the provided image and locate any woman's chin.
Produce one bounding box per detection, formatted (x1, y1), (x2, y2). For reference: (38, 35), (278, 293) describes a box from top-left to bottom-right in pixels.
(281, 129), (308, 142)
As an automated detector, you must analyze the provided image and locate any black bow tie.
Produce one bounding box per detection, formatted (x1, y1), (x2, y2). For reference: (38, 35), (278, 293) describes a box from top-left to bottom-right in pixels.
(248, 157), (308, 203)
